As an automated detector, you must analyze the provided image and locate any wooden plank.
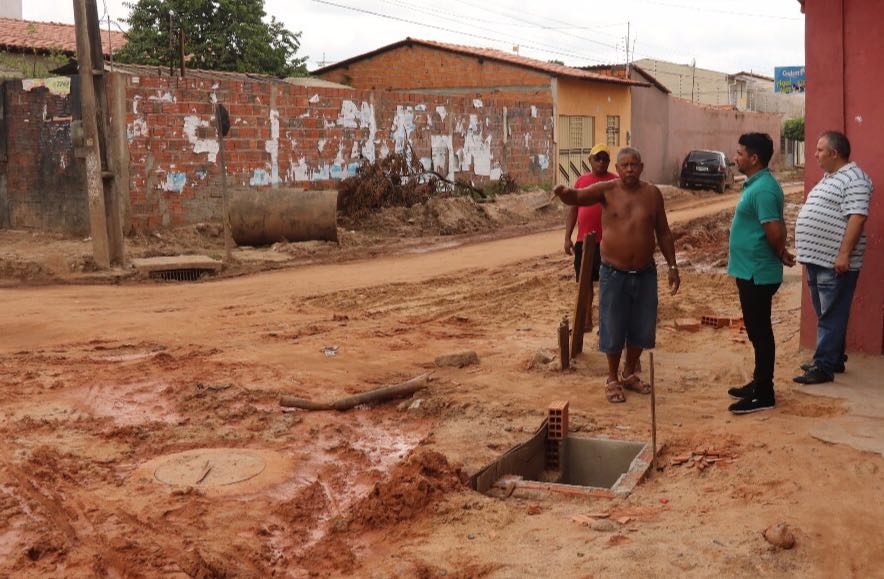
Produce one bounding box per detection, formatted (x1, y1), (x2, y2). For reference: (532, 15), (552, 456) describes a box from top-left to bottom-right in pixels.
(571, 232), (597, 358)
(558, 317), (570, 371)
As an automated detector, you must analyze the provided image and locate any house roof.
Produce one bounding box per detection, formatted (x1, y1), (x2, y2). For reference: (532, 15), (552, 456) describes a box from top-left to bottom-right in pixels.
(313, 38), (648, 87)
(581, 63), (670, 94)
(0, 17), (126, 56)
(52, 60), (291, 83)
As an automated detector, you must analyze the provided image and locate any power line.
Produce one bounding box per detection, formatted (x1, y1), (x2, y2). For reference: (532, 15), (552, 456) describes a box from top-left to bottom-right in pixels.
(310, 0), (616, 65)
(375, 0), (624, 64)
(451, 0), (623, 52)
(627, 0), (802, 21)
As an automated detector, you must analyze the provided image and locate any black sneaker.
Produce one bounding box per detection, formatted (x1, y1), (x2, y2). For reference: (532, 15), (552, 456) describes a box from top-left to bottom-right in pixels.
(729, 396), (776, 414)
(800, 360), (846, 374)
(727, 381), (756, 400)
(793, 366), (835, 384)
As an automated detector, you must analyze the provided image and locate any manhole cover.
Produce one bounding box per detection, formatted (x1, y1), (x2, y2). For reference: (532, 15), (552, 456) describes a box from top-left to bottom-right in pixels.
(153, 448), (267, 487)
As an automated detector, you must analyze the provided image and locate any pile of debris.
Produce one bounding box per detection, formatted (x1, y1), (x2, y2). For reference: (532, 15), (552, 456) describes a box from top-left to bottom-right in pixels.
(337, 149), (520, 219)
(669, 447), (733, 471)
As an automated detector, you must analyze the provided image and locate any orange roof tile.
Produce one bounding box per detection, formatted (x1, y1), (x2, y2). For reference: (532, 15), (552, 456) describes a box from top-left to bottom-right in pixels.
(314, 37), (648, 87)
(0, 17), (126, 56)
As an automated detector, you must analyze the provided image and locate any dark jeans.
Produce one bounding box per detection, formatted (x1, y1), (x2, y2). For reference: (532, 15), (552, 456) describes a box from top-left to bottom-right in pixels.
(736, 278), (781, 396)
(574, 241), (601, 282)
(806, 263), (859, 374)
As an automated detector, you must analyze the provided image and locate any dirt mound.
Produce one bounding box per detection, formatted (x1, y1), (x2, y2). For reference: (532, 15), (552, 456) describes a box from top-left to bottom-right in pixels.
(347, 448), (462, 530)
(672, 208), (734, 267)
(341, 190), (559, 238)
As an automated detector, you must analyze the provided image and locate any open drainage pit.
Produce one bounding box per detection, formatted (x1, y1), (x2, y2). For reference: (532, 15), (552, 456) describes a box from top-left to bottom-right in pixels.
(471, 401), (653, 499)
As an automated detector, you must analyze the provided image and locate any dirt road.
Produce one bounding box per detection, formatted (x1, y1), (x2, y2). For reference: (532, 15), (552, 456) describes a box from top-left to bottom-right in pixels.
(2, 184), (882, 578)
(0, 188), (747, 353)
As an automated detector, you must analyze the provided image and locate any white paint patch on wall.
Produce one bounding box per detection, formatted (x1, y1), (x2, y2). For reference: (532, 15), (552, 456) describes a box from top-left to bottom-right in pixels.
(293, 157), (310, 181)
(473, 99), (483, 108)
(250, 168), (272, 186)
(183, 115), (220, 163)
(309, 94), (321, 104)
(265, 109), (280, 184)
(148, 91), (175, 102)
(431, 135), (455, 181)
(360, 101), (377, 163)
(163, 172), (187, 193)
(391, 105), (416, 154)
(457, 114), (492, 176)
(531, 106), (538, 118)
(337, 100), (359, 128)
(318, 138), (327, 152)
(436, 106), (447, 123)
(127, 117), (148, 141)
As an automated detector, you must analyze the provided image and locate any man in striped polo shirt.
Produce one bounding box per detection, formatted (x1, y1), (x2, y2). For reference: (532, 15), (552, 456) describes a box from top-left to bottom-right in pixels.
(793, 131), (873, 384)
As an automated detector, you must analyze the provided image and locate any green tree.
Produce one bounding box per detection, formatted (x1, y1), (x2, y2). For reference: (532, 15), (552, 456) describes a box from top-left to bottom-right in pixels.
(783, 117), (805, 142)
(117, 0), (307, 77)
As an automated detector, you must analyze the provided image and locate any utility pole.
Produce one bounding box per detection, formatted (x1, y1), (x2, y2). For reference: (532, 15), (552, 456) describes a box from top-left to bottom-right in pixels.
(625, 22), (630, 66)
(73, 0), (124, 268)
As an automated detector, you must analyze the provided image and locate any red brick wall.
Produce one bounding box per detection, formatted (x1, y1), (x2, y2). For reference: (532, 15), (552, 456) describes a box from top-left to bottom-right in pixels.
(0, 77), (88, 234)
(124, 74), (554, 230)
(316, 44), (554, 104)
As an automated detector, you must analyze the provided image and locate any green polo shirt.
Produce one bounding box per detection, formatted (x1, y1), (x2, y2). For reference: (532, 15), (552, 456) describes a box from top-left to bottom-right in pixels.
(727, 168), (784, 284)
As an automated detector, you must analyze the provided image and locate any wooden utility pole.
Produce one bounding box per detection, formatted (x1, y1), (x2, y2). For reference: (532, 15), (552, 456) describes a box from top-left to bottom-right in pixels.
(215, 104), (233, 262)
(178, 28), (186, 77)
(73, 0), (110, 268)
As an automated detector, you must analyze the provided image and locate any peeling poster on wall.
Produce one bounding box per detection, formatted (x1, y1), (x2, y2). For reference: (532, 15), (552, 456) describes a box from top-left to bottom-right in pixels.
(22, 77), (72, 96)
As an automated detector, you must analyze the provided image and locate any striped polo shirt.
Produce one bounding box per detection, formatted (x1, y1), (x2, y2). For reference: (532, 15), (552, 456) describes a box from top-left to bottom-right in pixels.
(795, 162), (874, 270)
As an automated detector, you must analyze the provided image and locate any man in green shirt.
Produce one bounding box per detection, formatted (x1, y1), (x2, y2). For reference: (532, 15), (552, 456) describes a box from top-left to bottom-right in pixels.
(726, 133), (795, 414)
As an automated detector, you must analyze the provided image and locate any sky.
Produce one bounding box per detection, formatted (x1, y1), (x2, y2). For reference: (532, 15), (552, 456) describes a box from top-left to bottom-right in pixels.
(25, 0), (805, 75)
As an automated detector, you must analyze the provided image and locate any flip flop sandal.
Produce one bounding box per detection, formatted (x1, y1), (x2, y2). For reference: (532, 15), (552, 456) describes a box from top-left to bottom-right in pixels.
(605, 379), (626, 403)
(621, 373), (652, 394)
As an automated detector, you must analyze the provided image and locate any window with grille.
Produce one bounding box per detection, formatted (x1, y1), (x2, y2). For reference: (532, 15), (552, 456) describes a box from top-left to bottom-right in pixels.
(606, 115), (620, 147)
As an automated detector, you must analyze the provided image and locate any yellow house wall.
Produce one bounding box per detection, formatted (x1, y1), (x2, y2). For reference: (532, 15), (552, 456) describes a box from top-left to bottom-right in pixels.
(555, 77), (632, 159)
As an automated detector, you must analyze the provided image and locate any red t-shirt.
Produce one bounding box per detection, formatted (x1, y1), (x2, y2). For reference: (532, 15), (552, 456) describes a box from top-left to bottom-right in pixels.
(575, 171), (618, 243)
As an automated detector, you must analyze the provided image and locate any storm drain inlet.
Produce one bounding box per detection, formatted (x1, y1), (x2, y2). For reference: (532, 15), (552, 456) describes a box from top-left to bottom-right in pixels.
(149, 268), (213, 282)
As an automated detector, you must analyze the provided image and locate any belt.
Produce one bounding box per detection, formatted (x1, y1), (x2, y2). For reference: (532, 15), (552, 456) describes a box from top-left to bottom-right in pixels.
(600, 261), (655, 275)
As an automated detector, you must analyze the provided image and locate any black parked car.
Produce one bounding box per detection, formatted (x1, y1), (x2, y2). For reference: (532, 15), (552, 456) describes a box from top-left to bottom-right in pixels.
(679, 150), (735, 193)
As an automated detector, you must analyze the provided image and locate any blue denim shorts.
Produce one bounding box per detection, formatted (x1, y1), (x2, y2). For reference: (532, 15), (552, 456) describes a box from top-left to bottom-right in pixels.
(598, 262), (658, 352)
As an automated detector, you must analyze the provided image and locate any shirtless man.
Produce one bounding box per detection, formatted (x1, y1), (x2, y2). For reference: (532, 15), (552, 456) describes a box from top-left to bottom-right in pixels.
(554, 147), (680, 403)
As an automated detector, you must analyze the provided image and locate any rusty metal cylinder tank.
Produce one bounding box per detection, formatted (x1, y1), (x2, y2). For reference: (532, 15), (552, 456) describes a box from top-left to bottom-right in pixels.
(228, 188), (338, 246)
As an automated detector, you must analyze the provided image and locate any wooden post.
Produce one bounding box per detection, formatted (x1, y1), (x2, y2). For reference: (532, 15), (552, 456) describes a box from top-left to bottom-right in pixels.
(570, 232), (597, 358)
(178, 28), (185, 77)
(73, 0), (110, 269)
(558, 317), (570, 371)
(215, 103), (233, 263)
(106, 71), (130, 264)
(650, 352), (658, 471)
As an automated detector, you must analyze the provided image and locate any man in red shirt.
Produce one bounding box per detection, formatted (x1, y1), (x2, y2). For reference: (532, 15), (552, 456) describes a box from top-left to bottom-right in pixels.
(564, 143), (619, 327)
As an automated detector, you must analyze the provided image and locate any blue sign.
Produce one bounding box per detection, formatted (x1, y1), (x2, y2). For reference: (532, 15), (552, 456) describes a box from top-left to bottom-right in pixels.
(775, 66), (806, 94)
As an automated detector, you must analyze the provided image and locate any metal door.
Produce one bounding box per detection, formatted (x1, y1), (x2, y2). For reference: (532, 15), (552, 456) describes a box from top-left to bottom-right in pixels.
(557, 115), (594, 185)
